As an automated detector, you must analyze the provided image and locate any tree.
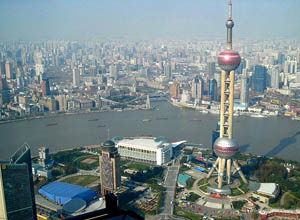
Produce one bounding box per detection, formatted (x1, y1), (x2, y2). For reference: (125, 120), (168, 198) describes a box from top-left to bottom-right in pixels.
(63, 164), (77, 175)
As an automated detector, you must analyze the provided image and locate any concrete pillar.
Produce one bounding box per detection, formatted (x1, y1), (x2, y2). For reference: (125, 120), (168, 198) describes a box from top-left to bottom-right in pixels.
(228, 70), (235, 139)
(233, 160), (248, 184)
(220, 70), (226, 138)
(218, 158), (226, 189)
(207, 158), (220, 178)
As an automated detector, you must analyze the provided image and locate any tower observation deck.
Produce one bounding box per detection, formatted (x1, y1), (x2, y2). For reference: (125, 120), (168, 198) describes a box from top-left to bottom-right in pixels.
(206, 0), (247, 190)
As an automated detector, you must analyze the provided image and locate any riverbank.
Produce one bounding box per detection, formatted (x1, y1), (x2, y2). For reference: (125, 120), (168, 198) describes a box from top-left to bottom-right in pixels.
(0, 106), (151, 125)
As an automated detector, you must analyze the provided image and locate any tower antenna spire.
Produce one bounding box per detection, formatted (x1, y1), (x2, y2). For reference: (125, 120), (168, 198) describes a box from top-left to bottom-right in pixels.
(228, 0), (232, 20)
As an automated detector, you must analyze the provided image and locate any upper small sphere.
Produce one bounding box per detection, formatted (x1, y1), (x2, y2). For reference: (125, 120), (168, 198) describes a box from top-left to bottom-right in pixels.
(214, 137), (238, 159)
(218, 50), (241, 71)
(226, 20), (234, 28)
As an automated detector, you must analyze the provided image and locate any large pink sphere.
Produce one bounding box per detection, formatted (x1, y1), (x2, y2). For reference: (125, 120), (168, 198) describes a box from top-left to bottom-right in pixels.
(218, 50), (241, 72)
(214, 137), (238, 159)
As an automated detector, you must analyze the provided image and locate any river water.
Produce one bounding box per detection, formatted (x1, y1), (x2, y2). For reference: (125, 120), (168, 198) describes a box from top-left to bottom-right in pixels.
(0, 101), (300, 161)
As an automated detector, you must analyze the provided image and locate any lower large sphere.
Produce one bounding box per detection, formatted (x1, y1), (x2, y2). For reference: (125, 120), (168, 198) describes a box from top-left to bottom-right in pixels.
(214, 137), (238, 159)
(218, 50), (241, 72)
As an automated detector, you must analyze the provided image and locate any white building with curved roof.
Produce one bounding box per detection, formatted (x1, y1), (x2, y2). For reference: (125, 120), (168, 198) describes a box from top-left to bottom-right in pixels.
(115, 137), (173, 165)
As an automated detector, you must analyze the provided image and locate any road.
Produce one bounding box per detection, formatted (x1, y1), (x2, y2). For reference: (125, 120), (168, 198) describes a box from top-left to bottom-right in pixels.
(160, 158), (180, 220)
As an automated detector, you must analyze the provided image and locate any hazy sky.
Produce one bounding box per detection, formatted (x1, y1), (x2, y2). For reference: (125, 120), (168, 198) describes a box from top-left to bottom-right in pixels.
(0, 0), (300, 40)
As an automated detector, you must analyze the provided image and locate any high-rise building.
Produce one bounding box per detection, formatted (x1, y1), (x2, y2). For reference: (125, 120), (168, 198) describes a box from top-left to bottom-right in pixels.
(284, 56), (297, 73)
(214, 71), (221, 87)
(73, 68), (80, 87)
(0, 75), (10, 105)
(164, 63), (172, 79)
(41, 78), (50, 97)
(5, 60), (12, 79)
(57, 94), (67, 112)
(38, 147), (50, 167)
(240, 69), (249, 105)
(169, 81), (179, 98)
(252, 65), (267, 93)
(206, 0), (247, 190)
(191, 77), (204, 100)
(0, 75), (8, 91)
(99, 140), (121, 195)
(209, 79), (218, 101)
(271, 67), (280, 89)
(206, 62), (216, 79)
(296, 72), (300, 83)
(110, 64), (118, 80)
(0, 144), (37, 220)
(35, 64), (44, 76)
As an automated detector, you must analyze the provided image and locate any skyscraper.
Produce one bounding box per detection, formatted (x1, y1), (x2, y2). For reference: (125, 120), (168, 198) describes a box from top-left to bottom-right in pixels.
(252, 65), (267, 93)
(99, 140), (121, 195)
(35, 64), (44, 76)
(296, 72), (300, 84)
(111, 64), (118, 80)
(73, 68), (80, 87)
(206, 62), (216, 79)
(41, 78), (50, 97)
(191, 77), (203, 100)
(284, 56), (297, 73)
(240, 69), (249, 105)
(164, 63), (172, 79)
(0, 144), (37, 220)
(206, 0), (247, 190)
(38, 147), (50, 167)
(5, 60), (12, 79)
(0, 75), (10, 105)
(169, 81), (179, 98)
(271, 67), (280, 89)
(209, 79), (218, 101)
(57, 94), (67, 112)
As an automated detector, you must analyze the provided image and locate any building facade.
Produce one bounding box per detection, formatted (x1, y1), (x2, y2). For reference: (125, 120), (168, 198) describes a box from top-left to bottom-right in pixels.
(240, 69), (249, 105)
(116, 137), (173, 166)
(0, 144), (36, 220)
(252, 65), (267, 93)
(99, 141), (121, 195)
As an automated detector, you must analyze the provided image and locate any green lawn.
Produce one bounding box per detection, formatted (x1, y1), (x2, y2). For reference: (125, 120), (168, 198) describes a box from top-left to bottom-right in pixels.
(61, 175), (98, 186)
(198, 178), (208, 186)
(174, 206), (203, 220)
(127, 163), (149, 171)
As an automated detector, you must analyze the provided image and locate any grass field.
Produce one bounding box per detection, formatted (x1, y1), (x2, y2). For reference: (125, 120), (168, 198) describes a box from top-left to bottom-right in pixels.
(174, 206), (203, 220)
(61, 175), (98, 186)
(127, 163), (149, 171)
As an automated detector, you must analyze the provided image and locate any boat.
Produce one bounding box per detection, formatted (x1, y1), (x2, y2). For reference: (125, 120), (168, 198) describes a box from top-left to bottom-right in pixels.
(46, 123), (58, 127)
(142, 119), (151, 122)
(250, 114), (267, 118)
(156, 117), (168, 120)
(88, 119), (99, 122)
(97, 125), (106, 127)
(191, 118), (201, 121)
(209, 109), (220, 115)
(199, 109), (209, 114)
(233, 112), (240, 117)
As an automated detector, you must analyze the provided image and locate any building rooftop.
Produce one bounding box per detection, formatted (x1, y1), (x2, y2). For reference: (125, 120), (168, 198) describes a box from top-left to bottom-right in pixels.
(38, 182), (96, 205)
(116, 137), (170, 150)
(178, 174), (191, 187)
(257, 183), (279, 197)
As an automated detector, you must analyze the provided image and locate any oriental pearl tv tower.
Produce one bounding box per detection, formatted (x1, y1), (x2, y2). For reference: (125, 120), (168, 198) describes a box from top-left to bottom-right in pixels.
(206, 0), (247, 189)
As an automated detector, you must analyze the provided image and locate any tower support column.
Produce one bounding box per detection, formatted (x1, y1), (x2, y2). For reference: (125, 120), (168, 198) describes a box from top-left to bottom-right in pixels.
(227, 159), (231, 184)
(233, 160), (248, 184)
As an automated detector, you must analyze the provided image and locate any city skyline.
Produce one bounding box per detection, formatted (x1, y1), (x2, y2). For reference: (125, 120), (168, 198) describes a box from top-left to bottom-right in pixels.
(0, 0), (300, 40)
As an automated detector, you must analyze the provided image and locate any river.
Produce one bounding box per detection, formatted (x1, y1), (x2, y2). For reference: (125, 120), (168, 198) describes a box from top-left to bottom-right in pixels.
(0, 101), (300, 161)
